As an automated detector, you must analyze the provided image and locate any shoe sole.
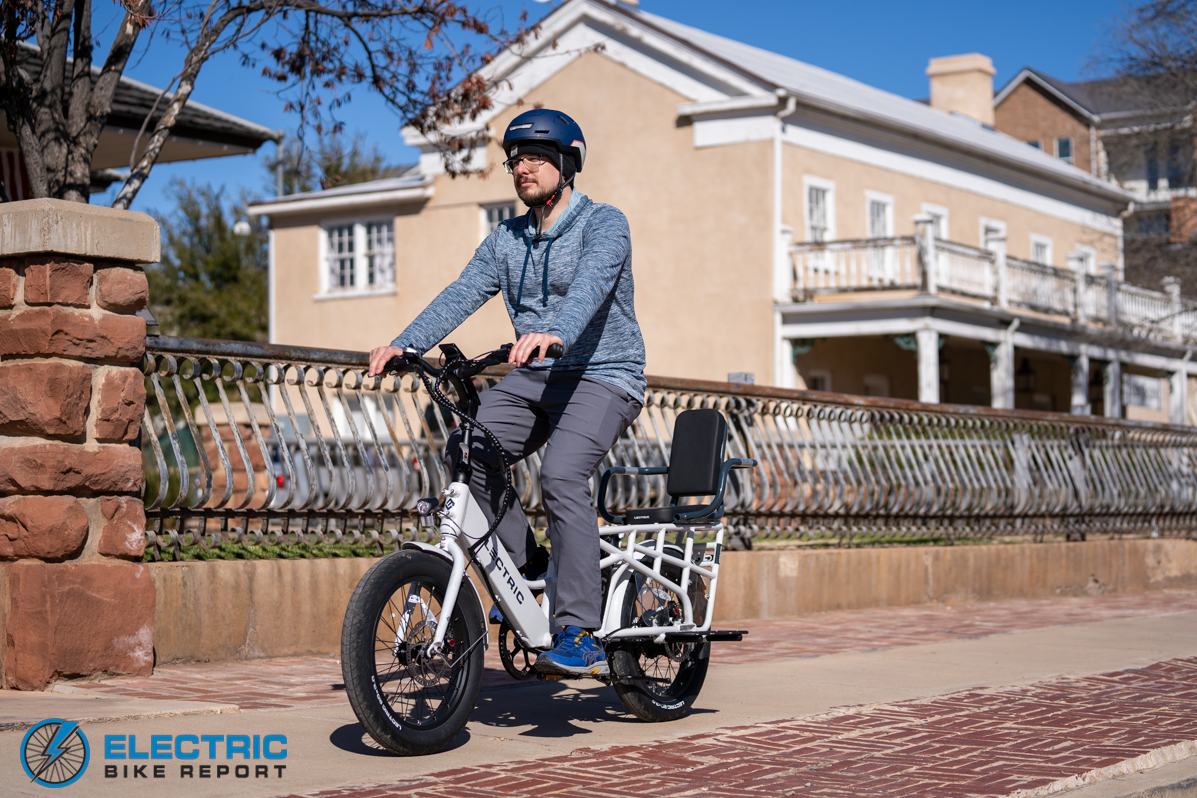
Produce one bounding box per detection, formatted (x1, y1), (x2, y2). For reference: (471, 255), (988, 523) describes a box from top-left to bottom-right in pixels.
(534, 658), (610, 677)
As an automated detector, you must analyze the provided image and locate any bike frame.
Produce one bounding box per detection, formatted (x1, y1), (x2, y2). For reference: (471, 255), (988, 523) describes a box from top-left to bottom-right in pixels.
(423, 478), (727, 654)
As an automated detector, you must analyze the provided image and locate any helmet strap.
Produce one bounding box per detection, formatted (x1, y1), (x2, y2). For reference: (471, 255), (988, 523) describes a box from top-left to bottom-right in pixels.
(532, 153), (575, 236)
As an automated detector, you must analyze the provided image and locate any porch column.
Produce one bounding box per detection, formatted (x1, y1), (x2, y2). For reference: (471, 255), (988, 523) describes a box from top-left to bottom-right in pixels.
(988, 339), (1015, 409)
(1103, 359), (1122, 419)
(1069, 352), (1091, 415)
(916, 329), (940, 404)
(1169, 365), (1189, 425)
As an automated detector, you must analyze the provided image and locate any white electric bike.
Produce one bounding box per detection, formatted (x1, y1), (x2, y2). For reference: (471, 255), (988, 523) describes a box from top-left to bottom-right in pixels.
(340, 343), (756, 756)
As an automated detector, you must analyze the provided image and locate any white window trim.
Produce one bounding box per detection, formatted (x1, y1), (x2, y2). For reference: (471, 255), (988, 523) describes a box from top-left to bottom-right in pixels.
(803, 175), (836, 243)
(317, 215), (397, 298)
(1030, 234), (1054, 267)
(865, 190), (895, 238)
(1071, 243), (1098, 275)
(979, 217), (1007, 250)
(921, 203), (950, 240)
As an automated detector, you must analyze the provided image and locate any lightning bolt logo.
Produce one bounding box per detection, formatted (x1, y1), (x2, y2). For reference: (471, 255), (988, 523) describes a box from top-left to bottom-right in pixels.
(34, 721), (80, 781)
(20, 718), (90, 788)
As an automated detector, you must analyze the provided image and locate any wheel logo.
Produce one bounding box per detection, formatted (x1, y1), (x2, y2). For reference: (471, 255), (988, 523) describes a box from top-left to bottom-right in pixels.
(20, 719), (90, 788)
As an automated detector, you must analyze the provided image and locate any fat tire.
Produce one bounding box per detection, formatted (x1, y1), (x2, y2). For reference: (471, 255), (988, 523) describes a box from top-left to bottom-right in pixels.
(340, 550), (484, 756)
(610, 546), (711, 722)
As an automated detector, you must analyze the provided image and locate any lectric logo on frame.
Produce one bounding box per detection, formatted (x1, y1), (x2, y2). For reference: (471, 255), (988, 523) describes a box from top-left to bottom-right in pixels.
(21, 719), (91, 788)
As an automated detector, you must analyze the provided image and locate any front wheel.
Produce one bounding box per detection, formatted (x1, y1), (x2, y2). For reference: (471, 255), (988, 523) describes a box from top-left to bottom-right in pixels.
(610, 551), (711, 722)
(340, 551), (484, 755)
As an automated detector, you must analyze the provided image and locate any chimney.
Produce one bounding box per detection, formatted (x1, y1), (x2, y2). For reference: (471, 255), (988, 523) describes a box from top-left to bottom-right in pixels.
(926, 54), (995, 126)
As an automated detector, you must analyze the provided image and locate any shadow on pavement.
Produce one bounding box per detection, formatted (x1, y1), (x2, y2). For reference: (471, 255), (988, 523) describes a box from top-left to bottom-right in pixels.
(329, 723), (472, 757)
(470, 681), (715, 738)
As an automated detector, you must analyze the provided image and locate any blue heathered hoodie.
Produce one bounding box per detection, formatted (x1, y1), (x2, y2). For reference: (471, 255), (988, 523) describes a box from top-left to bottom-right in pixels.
(391, 191), (647, 401)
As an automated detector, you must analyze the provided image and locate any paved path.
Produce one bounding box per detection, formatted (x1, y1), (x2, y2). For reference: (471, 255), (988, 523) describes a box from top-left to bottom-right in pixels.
(56, 590), (1197, 711)
(3, 590), (1197, 797)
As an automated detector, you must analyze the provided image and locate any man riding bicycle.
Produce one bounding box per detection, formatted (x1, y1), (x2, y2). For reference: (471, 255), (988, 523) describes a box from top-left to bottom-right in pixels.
(367, 109), (646, 677)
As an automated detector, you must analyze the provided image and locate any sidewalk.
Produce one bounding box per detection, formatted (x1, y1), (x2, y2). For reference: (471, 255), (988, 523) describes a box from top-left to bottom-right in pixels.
(3, 589), (1197, 797)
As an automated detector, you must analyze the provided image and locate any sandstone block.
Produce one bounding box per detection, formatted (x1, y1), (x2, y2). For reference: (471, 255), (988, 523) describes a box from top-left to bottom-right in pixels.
(0, 360), (92, 437)
(0, 198), (160, 262)
(95, 267), (149, 313)
(0, 442), (142, 494)
(0, 266), (15, 308)
(0, 306), (144, 361)
(98, 497), (146, 559)
(23, 258), (93, 307)
(0, 496), (88, 560)
(4, 561), (155, 689)
(95, 368), (146, 442)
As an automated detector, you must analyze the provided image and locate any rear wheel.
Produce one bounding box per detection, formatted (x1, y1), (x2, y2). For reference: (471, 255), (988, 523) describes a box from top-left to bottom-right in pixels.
(340, 551), (484, 755)
(610, 546), (711, 722)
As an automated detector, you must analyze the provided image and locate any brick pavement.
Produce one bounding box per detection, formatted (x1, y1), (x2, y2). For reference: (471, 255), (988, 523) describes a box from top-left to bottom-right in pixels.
(283, 656), (1197, 798)
(60, 589), (1197, 711)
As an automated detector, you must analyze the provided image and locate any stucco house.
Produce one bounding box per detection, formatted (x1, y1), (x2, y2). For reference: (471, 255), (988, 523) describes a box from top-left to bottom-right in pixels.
(250, 0), (1197, 422)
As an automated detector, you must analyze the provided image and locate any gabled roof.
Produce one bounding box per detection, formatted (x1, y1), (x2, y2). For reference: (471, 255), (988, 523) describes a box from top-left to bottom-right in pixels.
(431, 0), (1124, 206)
(995, 67), (1184, 122)
(615, 3), (1126, 203)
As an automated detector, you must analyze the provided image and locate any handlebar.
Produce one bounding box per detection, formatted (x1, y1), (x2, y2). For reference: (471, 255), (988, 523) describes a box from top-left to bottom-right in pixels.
(380, 341), (564, 378)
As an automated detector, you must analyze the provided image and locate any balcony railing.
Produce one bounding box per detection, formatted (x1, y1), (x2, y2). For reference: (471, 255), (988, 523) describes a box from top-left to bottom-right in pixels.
(143, 337), (1197, 559)
(790, 231), (1197, 346)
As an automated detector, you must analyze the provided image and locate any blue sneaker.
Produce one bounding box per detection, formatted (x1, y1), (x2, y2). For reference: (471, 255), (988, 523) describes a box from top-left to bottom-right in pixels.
(535, 626), (609, 677)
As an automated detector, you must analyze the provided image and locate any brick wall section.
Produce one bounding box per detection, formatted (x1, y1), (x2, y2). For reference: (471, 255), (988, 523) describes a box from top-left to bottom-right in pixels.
(994, 82), (1093, 175)
(0, 199), (160, 690)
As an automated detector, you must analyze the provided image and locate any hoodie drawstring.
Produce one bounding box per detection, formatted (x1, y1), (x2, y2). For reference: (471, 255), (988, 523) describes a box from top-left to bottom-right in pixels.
(514, 231), (556, 315)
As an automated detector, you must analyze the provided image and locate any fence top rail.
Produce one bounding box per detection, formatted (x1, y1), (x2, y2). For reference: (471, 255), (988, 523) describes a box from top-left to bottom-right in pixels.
(146, 335), (1197, 436)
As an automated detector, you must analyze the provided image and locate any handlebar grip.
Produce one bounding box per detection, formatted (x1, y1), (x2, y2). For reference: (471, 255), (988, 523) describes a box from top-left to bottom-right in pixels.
(382, 356), (409, 374)
(544, 343), (564, 359)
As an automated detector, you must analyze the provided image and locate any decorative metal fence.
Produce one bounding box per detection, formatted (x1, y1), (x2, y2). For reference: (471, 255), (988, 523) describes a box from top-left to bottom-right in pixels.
(142, 336), (1197, 560)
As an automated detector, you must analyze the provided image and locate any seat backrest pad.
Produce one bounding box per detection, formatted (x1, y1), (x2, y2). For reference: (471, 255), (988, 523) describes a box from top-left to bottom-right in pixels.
(666, 409), (727, 497)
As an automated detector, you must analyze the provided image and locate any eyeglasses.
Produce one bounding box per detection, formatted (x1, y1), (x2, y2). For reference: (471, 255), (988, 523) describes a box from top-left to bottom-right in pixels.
(503, 154), (551, 174)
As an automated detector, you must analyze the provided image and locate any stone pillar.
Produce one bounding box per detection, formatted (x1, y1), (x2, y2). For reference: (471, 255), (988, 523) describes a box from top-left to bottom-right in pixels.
(916, 329), (940, 404)
(1069, 353), (1091, 415)
(1103, 359), (1122, 419)
(0, 199), (157, 690)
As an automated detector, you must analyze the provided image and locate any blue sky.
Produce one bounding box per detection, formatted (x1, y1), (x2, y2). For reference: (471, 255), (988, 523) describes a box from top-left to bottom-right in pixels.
(92, 0), (1129, 215)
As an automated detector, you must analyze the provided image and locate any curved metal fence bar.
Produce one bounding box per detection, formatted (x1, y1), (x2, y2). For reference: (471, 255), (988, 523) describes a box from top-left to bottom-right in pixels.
(142, 336), (1197, 560)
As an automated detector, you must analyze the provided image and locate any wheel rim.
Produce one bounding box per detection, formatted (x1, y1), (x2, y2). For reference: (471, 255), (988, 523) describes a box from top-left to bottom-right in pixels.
(371, 578), (470, 728)
(628, 573), (699, 699)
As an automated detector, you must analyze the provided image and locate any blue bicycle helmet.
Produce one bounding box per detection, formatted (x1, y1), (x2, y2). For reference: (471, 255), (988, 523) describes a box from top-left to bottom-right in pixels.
(502, 108), (586, 172)
(502, 109), (586, 213)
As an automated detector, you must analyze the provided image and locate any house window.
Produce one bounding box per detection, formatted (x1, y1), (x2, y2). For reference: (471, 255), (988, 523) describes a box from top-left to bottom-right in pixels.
(1168, 143), (1193, 189)
(1147, 144), (1160, 191)
(808, 186), (829, 243)
(483, 202), (517, 235)
(868, 198), (892, 238)
(328, 225), (355, 289)
(323, 220), (395, 294)
(1027, 140), (1041, 150)
(1031, 235), (1053, 267)
(1055, 137), (1073, 164)
(364, 222), (394, 287)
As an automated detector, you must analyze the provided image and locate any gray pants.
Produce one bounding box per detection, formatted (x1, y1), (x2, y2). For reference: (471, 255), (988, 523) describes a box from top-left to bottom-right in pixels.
(444, 368), (641, 629)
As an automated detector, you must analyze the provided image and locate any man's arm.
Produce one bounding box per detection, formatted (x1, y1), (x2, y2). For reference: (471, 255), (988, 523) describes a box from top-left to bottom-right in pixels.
(390, 237), (502, 353)
(545, 207), (630, 350)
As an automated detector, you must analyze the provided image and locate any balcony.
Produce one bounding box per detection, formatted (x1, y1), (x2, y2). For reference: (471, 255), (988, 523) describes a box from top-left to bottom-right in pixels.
(783, 225), (1196, 419)
(790, 231), (1194, 345)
